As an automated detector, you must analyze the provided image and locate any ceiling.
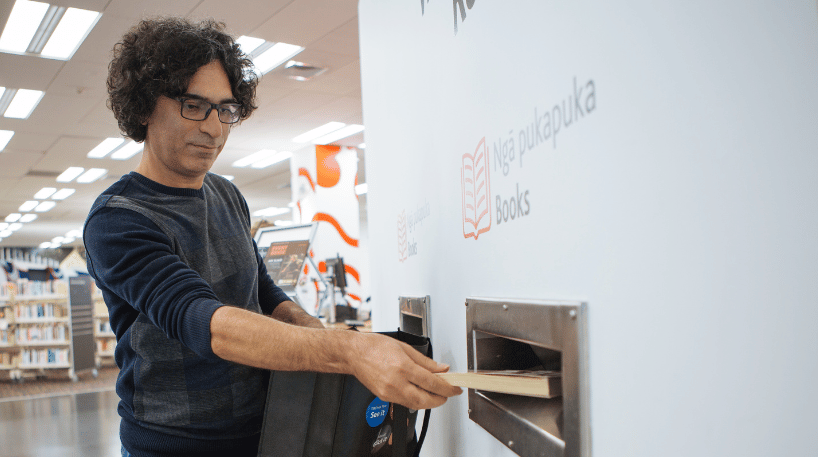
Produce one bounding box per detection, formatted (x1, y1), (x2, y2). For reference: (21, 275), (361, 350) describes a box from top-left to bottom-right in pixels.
(0, 0), (367, 248)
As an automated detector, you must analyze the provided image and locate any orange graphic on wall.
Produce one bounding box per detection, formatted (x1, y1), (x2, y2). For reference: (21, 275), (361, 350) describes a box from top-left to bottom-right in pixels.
(298, 168), (316, 192)
(397, 210), (408, 261)
(316, 145), (341, 188)
(461, 137), (491, 240)
(312, 212), (359, 247)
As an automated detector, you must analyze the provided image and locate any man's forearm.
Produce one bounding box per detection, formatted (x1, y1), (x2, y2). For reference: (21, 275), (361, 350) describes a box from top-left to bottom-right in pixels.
(211, 305), (344, 372)
(270, 300), (324, 328)
(209, 304), (463, 410)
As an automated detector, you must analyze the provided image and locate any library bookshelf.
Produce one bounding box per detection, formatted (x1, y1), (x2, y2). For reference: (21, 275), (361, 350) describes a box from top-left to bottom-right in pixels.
(93, 290), (116, 367)
(0, 285), (74, 381)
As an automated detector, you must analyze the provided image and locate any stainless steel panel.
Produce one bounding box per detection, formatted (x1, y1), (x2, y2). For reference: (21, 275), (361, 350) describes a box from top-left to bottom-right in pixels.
(465, 297), (590, 457)
(399, 295), (430, 337)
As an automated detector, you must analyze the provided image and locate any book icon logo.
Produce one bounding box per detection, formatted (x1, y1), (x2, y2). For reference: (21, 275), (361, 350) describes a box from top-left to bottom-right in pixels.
(397, 210), (408, 261)
(461, 137), (492, 240)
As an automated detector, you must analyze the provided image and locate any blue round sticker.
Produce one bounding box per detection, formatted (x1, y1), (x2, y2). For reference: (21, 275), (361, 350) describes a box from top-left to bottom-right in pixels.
(365, 397), (389, 427)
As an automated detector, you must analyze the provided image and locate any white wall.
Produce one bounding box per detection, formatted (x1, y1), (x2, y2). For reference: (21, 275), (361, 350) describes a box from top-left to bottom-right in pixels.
(358, 1), (818, 456)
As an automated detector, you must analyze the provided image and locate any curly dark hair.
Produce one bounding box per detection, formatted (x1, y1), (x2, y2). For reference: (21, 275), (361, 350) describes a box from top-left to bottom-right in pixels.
(107, 17), (258, 142)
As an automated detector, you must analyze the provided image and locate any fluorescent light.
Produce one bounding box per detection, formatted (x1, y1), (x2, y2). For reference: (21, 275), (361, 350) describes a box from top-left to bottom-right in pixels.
(62, 236), (75, 243)
(232, 149), (275, 168)
(76, 168), (107, 183)
(19, 214), (37, 222)
(33, 187), (57, 199)
(219, 175), (234, 181)
(39, 241), (50, 248)
(292, 122), (345, 143)
(56, 166), (84, 182)
(251, 151), (292, 169)
(4, 89), (44, 119)
(252, 42), (303, 75)
(8, 223), (23, 231)
(19, 200), (38, 212)
(39, 7), (100, 59)
(355, 183), (368, 195)
(87, 137), (124, 158)
(51, 188), (75, 200)
(0, 0), (50, 53)
(51, 236), (64, 243)
(0, 223), (7, 230)
(236, 35), (265, 55)
(65, 229), (82, 238)
(0, 130), (13, 151)
(312, 124), (365, 145)
(5, 213), (21, 222)
(34, 201), (55, 212)
(110, 140), (143, 160)
(252, 207), (290, 218)
(0, 230), (12, 238)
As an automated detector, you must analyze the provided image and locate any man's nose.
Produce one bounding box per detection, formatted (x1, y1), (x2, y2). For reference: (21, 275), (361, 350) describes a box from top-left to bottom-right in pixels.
(200, 107), (225, 138)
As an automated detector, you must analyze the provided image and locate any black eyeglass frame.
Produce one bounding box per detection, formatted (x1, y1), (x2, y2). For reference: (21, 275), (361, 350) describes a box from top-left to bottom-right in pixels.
(173, 96), (243, 124)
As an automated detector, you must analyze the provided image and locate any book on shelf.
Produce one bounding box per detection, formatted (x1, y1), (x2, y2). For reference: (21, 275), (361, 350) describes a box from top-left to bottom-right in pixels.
(436, 369), (562, 399)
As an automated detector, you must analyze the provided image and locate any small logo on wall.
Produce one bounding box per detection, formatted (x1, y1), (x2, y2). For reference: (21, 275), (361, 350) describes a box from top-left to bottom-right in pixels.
(461, 137), (491, 240)
(397, 210), (408, 261)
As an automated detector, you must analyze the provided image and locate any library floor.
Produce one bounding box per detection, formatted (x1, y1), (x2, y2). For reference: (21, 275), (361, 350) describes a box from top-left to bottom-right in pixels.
(0, 368), (120, 457)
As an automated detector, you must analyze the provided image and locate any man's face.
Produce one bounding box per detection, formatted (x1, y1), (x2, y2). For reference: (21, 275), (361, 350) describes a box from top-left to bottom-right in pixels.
(143, 60), (234, 183)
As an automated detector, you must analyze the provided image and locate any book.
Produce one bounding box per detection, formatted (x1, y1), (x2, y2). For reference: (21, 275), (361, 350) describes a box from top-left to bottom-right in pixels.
(461, 137), (492, 240)
(437, 369), (561, 399)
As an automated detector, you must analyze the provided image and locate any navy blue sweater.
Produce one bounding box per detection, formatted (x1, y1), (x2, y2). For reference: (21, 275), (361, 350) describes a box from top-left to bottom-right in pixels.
(84, 172), (290, 456)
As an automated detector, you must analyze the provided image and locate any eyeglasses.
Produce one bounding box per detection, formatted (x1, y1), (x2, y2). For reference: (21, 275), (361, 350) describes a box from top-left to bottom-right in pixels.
(174, 97), (243, 124)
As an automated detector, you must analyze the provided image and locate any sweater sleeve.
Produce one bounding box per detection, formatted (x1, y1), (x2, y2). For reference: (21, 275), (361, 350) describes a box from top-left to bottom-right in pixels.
(84, 206), (224, 359)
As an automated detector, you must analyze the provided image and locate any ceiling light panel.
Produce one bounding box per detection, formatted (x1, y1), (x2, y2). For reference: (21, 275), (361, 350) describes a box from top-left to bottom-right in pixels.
(87, 138), (124, 158)
(19, 201), (39, 212)
(110, 141), (143, 160)
(39, 7), (100, 60)
(236, 35), (265, 55)
(292, 122), (346, 143)
(76, 168), (106, 183)
(312, 124), (365, 145)
(4, 89), (44, 119)
(5, 214), (21, 222)
(0, 1), (101, 60)
(250, 151), (292, 169)
(19, 214), (37, 223)
(51, 188), (75, 200)
(34, 187), (57, 199)
(232, 150), (276, 168)
(0, 0), (50, 53)
(56, 166), (84, 182)
(251, 42), (304, 76)
(0, 130), (13, 151)
(34, 201), (55, 212)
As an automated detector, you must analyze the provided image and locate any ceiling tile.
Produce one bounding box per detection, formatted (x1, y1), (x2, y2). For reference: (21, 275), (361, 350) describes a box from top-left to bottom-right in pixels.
(0, 54), (64, 90)
(0, 131), (59, 153)
(188, 0), (292, 35)
(0, 151), (41, 180)
(103, 0), (202, 19)
(36, 136), (105, 171)
(252, 0), (359, 46)
(310, 17), (360, 57)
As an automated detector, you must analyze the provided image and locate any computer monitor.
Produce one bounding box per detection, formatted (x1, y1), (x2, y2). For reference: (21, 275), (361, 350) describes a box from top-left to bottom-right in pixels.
(256, 223), (317, 293)
(325, 255), (346, 294)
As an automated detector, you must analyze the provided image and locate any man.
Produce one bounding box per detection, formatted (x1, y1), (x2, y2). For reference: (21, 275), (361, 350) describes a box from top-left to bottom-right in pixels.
(83, 17), (460, 457)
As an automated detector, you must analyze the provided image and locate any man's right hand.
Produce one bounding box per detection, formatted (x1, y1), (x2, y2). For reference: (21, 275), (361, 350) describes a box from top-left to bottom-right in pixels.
(346, 332), (463, 411)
